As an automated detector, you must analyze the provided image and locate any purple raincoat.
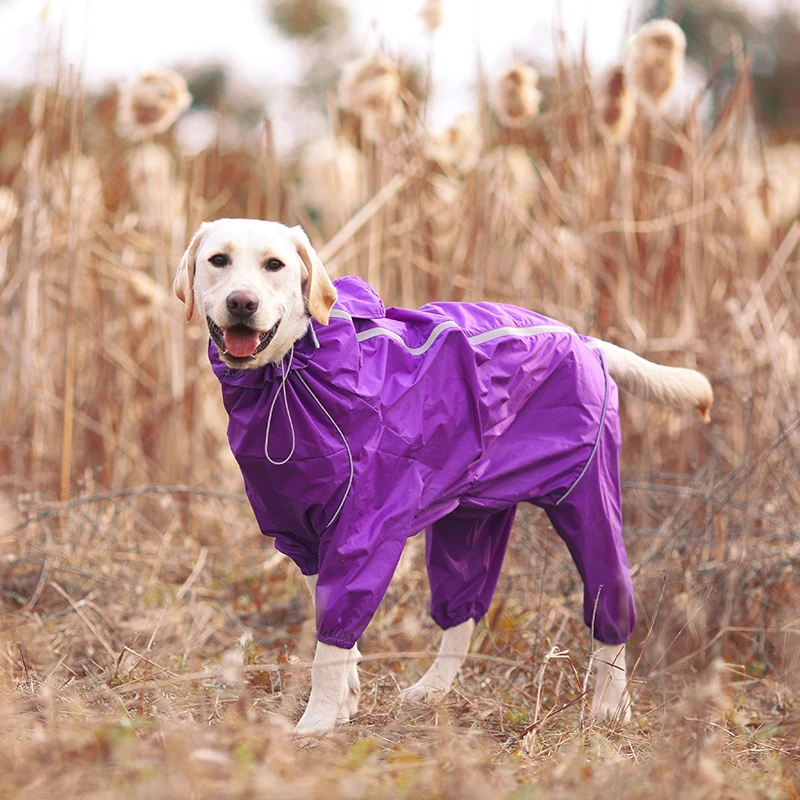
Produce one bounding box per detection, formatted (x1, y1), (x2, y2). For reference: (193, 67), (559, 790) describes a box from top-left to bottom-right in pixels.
(211, 277), (636, 648)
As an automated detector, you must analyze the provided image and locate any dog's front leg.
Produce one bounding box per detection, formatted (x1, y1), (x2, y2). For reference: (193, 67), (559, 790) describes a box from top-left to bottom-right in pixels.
(590, 639), (631, 722)
(294, 641), (355, 736)
(401, 618), (475, 702)
(294, 575), (361, 736)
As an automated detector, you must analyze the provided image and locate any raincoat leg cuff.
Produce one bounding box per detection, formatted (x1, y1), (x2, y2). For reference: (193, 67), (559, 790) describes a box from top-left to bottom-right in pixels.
(431, 607), (485, 631)
(587, 628), (633, 646)
(298, 564), (319, 577)
(316, 633), (357, 650)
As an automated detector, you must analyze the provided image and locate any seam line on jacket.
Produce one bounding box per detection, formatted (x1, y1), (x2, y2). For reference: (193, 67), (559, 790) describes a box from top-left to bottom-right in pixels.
(554, 349), (610, 506)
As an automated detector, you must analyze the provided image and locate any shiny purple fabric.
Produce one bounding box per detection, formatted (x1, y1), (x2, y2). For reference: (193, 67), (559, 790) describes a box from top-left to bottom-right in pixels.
(211, 277), (636, 647)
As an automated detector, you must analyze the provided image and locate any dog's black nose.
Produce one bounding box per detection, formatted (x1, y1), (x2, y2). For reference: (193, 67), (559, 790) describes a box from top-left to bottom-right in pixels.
(226, 290), (259, 317)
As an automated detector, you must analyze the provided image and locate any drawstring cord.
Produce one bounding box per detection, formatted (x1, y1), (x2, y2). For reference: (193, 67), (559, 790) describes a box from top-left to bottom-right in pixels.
(263, 326), (353, 531)
(295, 373), (354, 530)
(264, 346), (296, 465)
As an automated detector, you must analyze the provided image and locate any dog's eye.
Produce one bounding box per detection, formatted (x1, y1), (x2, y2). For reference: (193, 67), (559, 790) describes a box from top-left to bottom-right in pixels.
(209, 254), (229, 268)
(265, 258), (285, 272)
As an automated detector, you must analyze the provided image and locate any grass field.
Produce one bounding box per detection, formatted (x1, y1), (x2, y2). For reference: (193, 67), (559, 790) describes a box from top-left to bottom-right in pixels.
(1, 18), (800, 798)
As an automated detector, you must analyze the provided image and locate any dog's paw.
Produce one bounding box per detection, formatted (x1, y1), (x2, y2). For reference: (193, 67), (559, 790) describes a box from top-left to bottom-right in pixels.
(400, 671), (452, 703)
(345, 647), (361, 718)
(293, 710), (346, 738)
(294, 696), (351, 737)
(591, 682), (632, 723)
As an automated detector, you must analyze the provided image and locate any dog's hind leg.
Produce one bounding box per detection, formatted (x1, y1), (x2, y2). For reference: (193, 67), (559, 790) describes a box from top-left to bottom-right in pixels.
(402, 508), (515, 703)
(539, 417), (635, 723)
(401, 619), (475, 702)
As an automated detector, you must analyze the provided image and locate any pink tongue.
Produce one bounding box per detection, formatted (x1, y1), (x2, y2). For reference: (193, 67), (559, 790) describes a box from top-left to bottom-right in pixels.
(223, 327), (261, 358)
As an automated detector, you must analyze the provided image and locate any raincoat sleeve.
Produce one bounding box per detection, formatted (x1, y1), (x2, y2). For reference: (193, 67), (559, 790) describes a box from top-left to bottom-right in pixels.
(243, 475), (320, 576)
(312, 452), (424, 650)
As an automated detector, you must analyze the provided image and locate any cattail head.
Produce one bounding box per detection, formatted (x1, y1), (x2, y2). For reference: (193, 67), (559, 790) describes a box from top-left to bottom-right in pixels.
(420, 0), (443, 33)
(127, 144), (185, 233)
(740, 144), (800, 250)
(338, 56), (401, 116)
(298, 136), (366, 234)
(478, 145), (539, 220)
(0, 186), (19, 235)
(489, 64), (542, 129)
(626, 19), (686, 115)
(117, 68), (192, 140)
(595, 65), (636, 143)
(425, 114), (482, 175)
(338, 56), (404, 142)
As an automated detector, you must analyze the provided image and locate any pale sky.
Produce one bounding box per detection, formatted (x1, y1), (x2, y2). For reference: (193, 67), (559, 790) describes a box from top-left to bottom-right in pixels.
(0, 0), (787, 144)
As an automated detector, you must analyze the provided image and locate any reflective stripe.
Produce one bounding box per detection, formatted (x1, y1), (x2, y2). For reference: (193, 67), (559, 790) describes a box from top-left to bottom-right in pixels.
(554, 349), (610, 506)
(356, 321), (459, 355)
(468, 324), (575, 346)
(348, 314), (576, 356)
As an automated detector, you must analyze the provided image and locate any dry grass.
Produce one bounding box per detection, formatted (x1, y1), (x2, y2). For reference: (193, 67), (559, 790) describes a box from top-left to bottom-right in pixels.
(1, 23), (800, 799)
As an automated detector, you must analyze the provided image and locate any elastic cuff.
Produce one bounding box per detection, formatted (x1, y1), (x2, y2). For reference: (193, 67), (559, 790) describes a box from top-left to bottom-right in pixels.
(316, 633), (356, 649)
(299, 564), (319, 577)
(431, 606), (485, 631)
(588, 630), (630, 646)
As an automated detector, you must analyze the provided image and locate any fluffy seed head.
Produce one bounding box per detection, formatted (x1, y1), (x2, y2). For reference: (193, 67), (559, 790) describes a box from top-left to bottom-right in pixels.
(420, 0), (443, 33)
(626, 19), (686, 115)
(338, 56), (401, 116)
(338, 56), (405, 142)
(489, 64), (542, 129)
(117, 68), (192, 140)
(478, 145), (539, 219)
(740, 143), (800, 250)
(595, 65), (636, 143)
(425, 114), (482, 175)
(0, 186), (19, 235)
(298, 136), (367, 234)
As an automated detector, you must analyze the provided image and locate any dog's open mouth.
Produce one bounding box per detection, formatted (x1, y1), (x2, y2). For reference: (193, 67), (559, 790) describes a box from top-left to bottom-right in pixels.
(207, 318), (281, 362)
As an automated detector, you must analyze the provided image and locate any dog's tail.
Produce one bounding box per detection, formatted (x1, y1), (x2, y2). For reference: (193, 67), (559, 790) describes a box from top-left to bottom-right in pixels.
(592, 340), (713, 422)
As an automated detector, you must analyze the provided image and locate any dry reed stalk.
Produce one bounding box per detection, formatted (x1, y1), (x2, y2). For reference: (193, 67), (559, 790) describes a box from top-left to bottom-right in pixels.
(59, 76), (87, 506)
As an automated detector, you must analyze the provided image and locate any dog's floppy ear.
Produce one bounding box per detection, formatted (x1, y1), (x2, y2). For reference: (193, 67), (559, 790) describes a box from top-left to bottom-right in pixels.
(291, 225), (337, 325)
(174, 223), (208, 322)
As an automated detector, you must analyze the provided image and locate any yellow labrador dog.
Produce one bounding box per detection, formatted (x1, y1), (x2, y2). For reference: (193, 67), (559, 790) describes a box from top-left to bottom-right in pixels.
(174, 218), (713, 736)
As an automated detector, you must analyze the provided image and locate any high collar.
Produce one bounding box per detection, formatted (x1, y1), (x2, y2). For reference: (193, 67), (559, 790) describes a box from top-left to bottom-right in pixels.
(210, 276), (385, 389)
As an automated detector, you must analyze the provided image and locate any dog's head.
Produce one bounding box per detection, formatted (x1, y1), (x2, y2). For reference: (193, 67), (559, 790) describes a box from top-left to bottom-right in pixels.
(174, 219), (337, 369)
